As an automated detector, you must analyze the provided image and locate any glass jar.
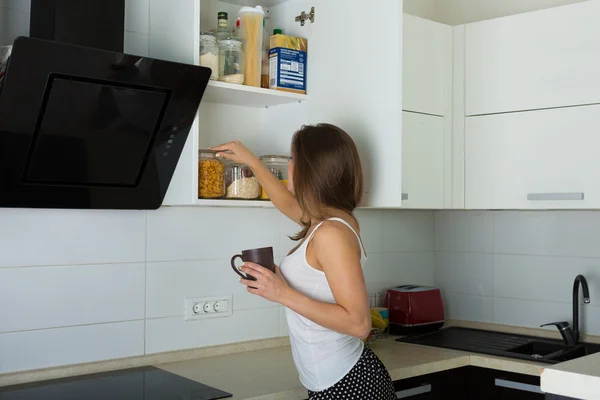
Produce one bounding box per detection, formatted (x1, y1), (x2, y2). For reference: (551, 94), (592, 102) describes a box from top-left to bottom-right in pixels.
(225, 162), (262, 199)
(200, 32), (219, 80)
(198, 150), (225, 199)
(219, 39), (245, 85)
(259, 155), (290, 200)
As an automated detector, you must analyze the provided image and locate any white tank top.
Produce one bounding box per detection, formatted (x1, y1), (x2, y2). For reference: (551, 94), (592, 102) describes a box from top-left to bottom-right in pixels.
(280, 217), (367, 392)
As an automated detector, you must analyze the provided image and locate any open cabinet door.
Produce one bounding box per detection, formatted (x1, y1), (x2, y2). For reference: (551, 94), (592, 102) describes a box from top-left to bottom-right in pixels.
(265, 0), (403, 208)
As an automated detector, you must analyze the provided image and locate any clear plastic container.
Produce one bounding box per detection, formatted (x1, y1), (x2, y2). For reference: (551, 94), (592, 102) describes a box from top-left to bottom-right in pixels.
(259, 155), (290, 200)
(219, 39), (245, 85)
(225, 162), (262, 200)
(239, 6), (264, 87)
(199, 32), (219, 80)
(198, 150), (225, 199)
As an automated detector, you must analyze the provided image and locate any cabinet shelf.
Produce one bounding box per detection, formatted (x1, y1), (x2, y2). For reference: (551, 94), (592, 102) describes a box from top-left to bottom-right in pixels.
(203, 81), (307, 108)
(195, 199), (276, 208)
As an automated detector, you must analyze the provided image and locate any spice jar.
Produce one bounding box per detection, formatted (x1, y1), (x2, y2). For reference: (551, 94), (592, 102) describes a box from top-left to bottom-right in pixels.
(225, 162), (262, 199)
(200, 32), (219, 80)
(219, 39), (244, 85)
(198, 150), (225, 199)
(259, 155), (290, 200)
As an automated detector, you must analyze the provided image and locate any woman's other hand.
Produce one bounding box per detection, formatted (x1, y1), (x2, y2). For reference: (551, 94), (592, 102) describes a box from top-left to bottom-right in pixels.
(211, 141), (259, 167)
(240, 263), (290, 304)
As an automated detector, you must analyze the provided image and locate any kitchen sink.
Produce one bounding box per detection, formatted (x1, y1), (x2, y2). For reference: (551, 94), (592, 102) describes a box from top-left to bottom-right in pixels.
(397, 327), (600, 364)
(506, 341), (574, 359)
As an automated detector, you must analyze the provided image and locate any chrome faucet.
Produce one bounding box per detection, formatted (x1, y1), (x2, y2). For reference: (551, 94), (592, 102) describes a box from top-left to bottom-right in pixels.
(541, 274), (590, 346)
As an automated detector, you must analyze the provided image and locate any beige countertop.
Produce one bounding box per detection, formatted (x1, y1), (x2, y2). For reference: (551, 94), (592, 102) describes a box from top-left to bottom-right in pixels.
(156, 338), (546, 400)
(541, 352), (600, 400)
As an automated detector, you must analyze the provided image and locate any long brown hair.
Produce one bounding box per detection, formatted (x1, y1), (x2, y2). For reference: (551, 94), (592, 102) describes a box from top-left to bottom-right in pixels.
(290, 124), (364, 241)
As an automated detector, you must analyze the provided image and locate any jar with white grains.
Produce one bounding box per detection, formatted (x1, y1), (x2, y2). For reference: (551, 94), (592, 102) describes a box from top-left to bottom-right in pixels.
(219, 39), (245, 85)
(200, 32), (219, 80)
(225, 162), (261, 199)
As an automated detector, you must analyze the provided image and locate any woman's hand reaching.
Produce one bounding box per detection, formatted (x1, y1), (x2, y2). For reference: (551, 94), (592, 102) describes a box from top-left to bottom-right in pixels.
(211, 141), (259, 168)
(240, 263), (291, 304)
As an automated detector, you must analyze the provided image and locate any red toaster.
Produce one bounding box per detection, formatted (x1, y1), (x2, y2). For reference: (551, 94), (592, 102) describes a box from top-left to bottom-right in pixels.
(384, 285), (445, 335)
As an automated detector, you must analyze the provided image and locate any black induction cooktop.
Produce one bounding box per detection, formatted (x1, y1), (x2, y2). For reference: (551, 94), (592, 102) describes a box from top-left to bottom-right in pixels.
(0, 366), (232, 400)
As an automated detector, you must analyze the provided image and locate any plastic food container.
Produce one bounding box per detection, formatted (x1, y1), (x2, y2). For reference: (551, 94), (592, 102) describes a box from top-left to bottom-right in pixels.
(259, 155), (290, 200)
(238, 6), (264, 87)
(219, 39), (244, 85)
(200, 32), (219, 80)
(225, 162), (262, 199)
(198, 150), (225, 199)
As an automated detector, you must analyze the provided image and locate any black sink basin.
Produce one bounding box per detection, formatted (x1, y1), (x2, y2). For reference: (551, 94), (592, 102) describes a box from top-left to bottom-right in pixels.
(397, 327), (600, 364)
(506, 341), (575, 359)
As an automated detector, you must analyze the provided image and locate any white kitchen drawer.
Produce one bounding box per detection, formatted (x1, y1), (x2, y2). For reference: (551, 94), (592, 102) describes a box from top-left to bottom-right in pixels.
(465, 1), (600, 116)
(465, 104), (600, 210)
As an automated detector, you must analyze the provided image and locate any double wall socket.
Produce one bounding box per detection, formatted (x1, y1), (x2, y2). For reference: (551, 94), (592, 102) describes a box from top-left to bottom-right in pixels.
(185, 295), (233, 321)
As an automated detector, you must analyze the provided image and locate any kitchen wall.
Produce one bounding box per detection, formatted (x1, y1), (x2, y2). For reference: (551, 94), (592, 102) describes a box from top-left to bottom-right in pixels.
(403, 0), (588, 25)
(435, 211), (600, 336)
(0, 208), (434, 373)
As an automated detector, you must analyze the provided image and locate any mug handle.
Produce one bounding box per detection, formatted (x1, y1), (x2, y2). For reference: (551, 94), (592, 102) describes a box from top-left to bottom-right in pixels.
(231, 255), (247, 279)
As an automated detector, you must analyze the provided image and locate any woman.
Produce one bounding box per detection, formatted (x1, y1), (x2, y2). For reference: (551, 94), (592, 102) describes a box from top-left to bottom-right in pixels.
(212, 124), (396, 400)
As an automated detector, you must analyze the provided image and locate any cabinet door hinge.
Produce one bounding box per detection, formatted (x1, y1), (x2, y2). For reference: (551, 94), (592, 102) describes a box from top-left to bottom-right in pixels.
(295, 7), (315, 26)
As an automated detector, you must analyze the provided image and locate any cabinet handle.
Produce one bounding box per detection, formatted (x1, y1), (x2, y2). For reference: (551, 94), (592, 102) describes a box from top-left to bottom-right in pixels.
(402, 193), (409, 201)
(495, 379), (543, 394)
(527, 193), (584, 201)
(395, 383), (432, 398)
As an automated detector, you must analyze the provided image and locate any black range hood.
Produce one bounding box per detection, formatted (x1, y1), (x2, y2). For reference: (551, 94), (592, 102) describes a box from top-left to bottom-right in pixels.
(0, 37), (211, 210)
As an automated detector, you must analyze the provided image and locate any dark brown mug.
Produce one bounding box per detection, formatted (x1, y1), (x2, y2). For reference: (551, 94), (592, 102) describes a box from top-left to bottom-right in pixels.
(231, 246), (275, 281)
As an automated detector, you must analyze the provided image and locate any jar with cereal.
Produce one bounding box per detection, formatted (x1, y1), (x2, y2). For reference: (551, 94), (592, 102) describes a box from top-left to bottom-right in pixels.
(225, 162), (262, 200)
(198, 150), (225, 199)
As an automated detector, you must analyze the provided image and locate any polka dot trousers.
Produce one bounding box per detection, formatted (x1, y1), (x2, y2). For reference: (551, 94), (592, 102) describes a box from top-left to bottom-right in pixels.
(308, 347), (396, 400)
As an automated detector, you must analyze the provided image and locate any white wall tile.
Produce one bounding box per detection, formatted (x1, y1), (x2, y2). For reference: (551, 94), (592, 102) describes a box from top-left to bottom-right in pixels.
(0, 7), (29, 45)
(356, 210), (383, 254)
(279, 214), (300, 258)
(493, 298), (570, 330)
(0, 264), (144, 333)
(278, 307), (289, 337)
(146, 308), (279, 354)
(0, 321), (144, 373)
(124, 31), (149, 57)
(147, 207), (281, 262)
(493, 254), (600, 304)
(125, 0), (149, 34)
(442, 293), (493, 322)
(0, 209), (146, 268)
(493, 211), (600, 257)
(146, 260), (276, 319)
(382, 252), (435, 289)
(363, 253), (384, 295)
(435, 211), (492, 252)
(435, 252), (493, 296)
(382, 211), (434, 252)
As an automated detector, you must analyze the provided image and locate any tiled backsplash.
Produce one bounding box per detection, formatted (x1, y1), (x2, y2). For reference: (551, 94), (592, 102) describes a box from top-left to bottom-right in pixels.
(434, 211), (600, 336)
(0, 207), (435, 373)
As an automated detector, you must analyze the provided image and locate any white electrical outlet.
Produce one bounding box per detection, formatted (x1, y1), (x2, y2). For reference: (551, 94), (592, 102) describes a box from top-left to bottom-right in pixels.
(185, 295), (233, 321)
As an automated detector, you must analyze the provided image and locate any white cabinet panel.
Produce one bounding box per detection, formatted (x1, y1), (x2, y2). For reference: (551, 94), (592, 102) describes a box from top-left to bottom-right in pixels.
(402, 112), (444, 209)
(466, 1), (600, 116)
(465, 105), (600, 209)
(403, 14), (453, 117)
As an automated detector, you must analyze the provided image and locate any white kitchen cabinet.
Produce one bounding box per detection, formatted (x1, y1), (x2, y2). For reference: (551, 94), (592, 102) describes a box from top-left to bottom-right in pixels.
(144, 0), (403, 208)
(465, 104), (600, 210)
(465, 0), (600, 116)
(402, 111), (444, 209)
(403, 14), (453, 117)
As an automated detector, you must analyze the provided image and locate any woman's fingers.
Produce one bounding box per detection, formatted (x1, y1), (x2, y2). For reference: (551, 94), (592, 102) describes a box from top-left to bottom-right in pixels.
(210, 141), (236, 151)
(241, 262), (268, 277)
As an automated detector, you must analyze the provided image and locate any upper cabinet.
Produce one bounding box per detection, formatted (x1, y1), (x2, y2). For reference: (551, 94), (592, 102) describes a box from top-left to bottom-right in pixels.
(465, 1), (600, 116)
(465, 104), (600, 210)
(144, 0), (404, 208)
(403, 14), (453, 117)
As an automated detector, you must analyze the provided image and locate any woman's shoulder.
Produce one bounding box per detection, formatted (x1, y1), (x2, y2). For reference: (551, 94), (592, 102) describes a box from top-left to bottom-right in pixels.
(311, 218), (361, 250)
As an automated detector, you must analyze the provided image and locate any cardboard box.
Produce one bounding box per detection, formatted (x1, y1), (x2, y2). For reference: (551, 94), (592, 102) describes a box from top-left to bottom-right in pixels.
(269, 34), (307, 94)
